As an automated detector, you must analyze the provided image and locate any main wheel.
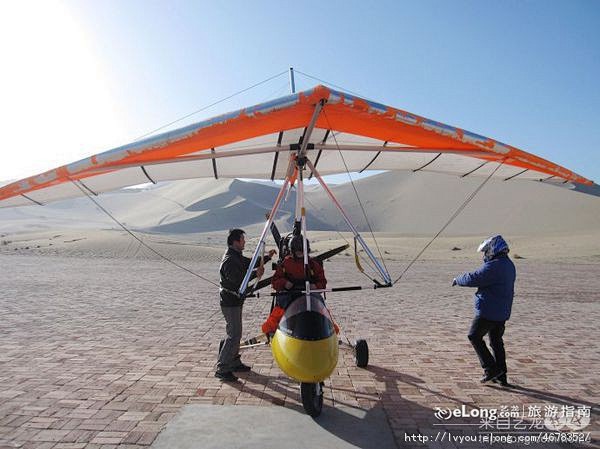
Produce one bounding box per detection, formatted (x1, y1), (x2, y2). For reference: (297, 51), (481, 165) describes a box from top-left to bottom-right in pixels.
(301, 382), (323, 417)
(354, 339), (369, 367)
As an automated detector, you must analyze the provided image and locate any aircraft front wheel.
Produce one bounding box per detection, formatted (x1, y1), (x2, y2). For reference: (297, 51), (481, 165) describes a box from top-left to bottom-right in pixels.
(301, 382), (323, 417)
(354, 339), (369, 367)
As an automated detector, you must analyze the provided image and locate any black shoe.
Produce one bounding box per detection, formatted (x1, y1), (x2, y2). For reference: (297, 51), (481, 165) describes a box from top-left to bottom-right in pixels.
(492, 376), (511, 387)
(232, 363), (251, 372)
(480, 370), (504, 383)
(215, 371), (238, 382)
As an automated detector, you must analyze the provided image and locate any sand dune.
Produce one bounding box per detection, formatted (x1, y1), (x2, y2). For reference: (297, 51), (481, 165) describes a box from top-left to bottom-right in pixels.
(310, 171), (600, 235)
(1, 171), (598, 238)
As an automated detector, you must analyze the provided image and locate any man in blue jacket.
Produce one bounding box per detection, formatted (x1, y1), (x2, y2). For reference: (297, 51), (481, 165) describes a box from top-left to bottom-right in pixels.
(453, 235), (516, 386)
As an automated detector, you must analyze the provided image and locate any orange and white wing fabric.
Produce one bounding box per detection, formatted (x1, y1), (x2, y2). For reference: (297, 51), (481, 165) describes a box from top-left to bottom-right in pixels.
(0, 85), (596, 208)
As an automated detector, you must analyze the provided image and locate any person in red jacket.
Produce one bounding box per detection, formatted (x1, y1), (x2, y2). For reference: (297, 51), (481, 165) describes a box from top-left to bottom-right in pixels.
(261, 235), (327, 334)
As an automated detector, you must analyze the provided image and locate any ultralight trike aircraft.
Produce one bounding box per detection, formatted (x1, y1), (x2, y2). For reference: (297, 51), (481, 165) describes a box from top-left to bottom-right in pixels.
(0, 70), (596, 417)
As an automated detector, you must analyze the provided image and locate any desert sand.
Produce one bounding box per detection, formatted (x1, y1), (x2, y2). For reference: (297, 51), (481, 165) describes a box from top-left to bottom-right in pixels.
(1, 172), (599, 448)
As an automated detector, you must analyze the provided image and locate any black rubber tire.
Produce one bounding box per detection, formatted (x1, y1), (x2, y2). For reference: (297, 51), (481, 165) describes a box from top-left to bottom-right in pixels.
(301, 382), (323, 417)
(354, 339), (369, 367)
(218, 339), (224, 354)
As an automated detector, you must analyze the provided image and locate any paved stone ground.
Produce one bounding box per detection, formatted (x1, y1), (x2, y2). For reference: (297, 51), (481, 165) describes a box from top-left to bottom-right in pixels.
(0, 252), (599, 449)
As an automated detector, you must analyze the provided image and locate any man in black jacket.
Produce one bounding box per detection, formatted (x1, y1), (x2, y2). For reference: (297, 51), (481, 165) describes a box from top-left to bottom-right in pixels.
(216, 229), (275, 381)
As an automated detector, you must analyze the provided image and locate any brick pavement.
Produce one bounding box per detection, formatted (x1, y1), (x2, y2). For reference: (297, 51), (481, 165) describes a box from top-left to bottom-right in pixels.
(0, 252), (598, 448)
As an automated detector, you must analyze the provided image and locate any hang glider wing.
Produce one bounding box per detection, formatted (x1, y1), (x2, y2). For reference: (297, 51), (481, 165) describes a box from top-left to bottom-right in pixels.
(1, 85), (596, 208)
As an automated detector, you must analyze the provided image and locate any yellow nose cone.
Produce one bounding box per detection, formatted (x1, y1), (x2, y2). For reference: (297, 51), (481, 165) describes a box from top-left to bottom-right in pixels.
(271, 330), (338, 383)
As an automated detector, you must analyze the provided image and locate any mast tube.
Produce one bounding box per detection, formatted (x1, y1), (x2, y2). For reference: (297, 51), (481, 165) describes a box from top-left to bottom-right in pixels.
(289, 67), (296, 94)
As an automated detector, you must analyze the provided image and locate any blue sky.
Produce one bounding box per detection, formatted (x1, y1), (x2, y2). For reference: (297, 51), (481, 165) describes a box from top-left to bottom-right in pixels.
(1, 0), (599, 183)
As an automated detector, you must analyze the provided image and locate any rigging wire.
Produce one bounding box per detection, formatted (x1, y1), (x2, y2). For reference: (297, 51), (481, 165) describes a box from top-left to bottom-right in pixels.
(259, 80), (294, 104)
(294, 70), (373, 101)
(133, 70), (289, 142)
(70, 180), (219, 287)
(392, 160), (506, 285)
(321, 109), (390, 279)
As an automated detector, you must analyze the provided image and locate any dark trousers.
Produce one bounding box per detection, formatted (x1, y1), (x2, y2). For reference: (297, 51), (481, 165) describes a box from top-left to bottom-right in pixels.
(468, 317), (507, 377)
(217, 305), (242, 373)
